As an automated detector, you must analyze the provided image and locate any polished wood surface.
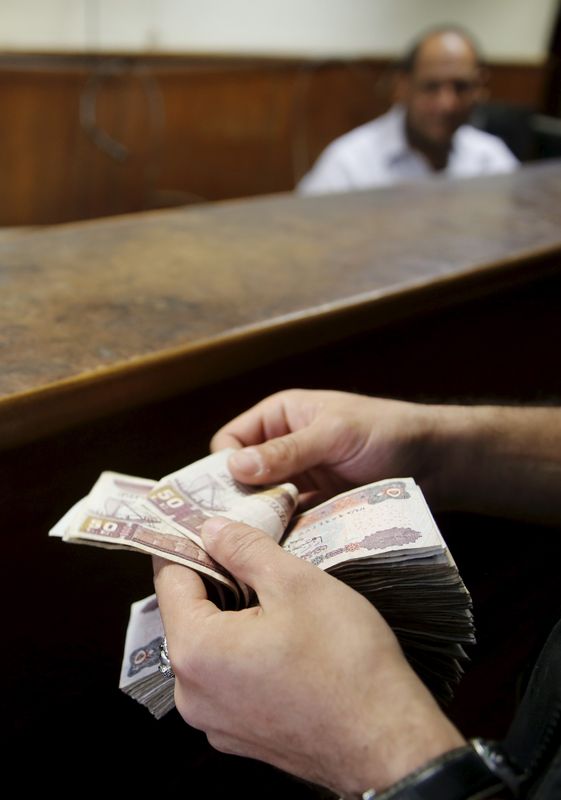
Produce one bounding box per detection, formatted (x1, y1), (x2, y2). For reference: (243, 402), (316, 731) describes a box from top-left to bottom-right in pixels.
(2, 160), (561, 450)
(0, 52), (548, 225)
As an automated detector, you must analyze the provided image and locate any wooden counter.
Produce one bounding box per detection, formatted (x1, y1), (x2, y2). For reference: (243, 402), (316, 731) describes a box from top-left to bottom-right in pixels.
(3, 159), (561, 451)
(4, 163), (561, 797)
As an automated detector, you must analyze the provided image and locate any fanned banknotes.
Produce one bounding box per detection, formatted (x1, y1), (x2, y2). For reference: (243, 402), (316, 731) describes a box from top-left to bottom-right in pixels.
(50, 449), (475, 718)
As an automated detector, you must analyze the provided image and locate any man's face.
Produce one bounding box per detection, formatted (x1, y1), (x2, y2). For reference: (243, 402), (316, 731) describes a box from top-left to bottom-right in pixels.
(399, 32), (483, 149)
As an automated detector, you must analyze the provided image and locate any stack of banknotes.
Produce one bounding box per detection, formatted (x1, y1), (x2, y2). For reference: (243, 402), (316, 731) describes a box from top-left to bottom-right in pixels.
(50, 449), (475, 718)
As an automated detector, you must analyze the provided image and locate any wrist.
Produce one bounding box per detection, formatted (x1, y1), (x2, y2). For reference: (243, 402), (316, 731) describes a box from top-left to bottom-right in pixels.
(426, 404), (544, 519)
(341, 738), (524, 800)
(419, 403), (486, 512)
(351, 726), (465, 798)
(332, 682), (466, 798)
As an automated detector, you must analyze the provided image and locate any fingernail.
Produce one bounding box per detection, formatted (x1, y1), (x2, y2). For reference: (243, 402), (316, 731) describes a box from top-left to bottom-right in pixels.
(201, 515), (231, 542)
(229, 447), (264, 477)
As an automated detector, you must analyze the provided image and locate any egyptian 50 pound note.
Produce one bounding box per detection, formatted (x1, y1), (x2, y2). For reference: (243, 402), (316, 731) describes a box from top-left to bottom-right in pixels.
(50, 450), (298, 608)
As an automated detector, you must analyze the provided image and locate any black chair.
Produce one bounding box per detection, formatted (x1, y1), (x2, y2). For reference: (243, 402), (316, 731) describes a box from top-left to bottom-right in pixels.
(471, 101), (537, 161)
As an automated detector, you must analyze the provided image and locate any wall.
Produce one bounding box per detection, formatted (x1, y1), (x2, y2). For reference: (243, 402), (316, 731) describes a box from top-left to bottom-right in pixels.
(2, 0), (559, 62)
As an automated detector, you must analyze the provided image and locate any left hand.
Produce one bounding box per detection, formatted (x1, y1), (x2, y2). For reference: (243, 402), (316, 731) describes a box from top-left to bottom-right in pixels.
(153, 518), (464, 797)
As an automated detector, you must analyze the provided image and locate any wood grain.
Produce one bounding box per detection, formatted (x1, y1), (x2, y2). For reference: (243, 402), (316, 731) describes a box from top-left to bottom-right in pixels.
(2, 160), (561, 449)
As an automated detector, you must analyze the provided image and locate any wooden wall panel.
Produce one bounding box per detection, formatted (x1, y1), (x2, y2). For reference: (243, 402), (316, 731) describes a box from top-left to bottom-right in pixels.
(0, 54), (549, 226)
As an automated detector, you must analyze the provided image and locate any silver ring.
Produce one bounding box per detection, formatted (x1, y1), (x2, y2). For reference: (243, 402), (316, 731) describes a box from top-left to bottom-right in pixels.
(158, 636), (175, 680)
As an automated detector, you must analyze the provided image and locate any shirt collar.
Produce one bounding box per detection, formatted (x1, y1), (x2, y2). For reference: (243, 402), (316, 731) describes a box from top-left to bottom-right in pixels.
(384, 104), (464, 165)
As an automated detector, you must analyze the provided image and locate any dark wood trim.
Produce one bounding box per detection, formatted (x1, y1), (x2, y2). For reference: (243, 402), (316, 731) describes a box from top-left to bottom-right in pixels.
(0, 52), (550, 225)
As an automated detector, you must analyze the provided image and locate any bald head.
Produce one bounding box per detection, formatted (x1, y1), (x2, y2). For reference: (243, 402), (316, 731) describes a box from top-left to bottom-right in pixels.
(401, 27), (482, 74)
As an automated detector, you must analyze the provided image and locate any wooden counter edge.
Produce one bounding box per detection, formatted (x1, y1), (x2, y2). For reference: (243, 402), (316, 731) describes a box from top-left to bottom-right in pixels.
(2, 244), (560, 452)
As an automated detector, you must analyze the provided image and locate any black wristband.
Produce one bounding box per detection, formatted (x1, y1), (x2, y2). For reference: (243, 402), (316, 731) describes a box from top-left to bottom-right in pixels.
(356, 738), (524, 800)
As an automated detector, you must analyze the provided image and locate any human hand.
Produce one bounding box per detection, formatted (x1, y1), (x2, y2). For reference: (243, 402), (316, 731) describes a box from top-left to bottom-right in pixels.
(211, 389), (441, 506)
(213, 391), (561, 522)
(153, 518), (464, 797)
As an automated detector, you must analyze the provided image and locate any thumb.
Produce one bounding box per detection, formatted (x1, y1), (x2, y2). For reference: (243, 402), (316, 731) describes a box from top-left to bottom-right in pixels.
(227, 426), (328, 485)
(201, 516), (301, 599)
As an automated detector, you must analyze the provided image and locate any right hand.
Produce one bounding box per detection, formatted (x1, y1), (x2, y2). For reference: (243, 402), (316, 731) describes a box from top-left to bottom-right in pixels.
(211, 389), (441, 505)
(154, 517), (464, 797)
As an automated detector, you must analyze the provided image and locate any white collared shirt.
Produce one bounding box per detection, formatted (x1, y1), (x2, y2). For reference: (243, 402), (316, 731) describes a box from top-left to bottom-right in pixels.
(297, 105), (519, 195)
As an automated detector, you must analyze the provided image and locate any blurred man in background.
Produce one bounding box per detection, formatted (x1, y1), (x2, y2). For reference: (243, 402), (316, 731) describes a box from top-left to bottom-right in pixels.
(298, 26), (518, 194)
